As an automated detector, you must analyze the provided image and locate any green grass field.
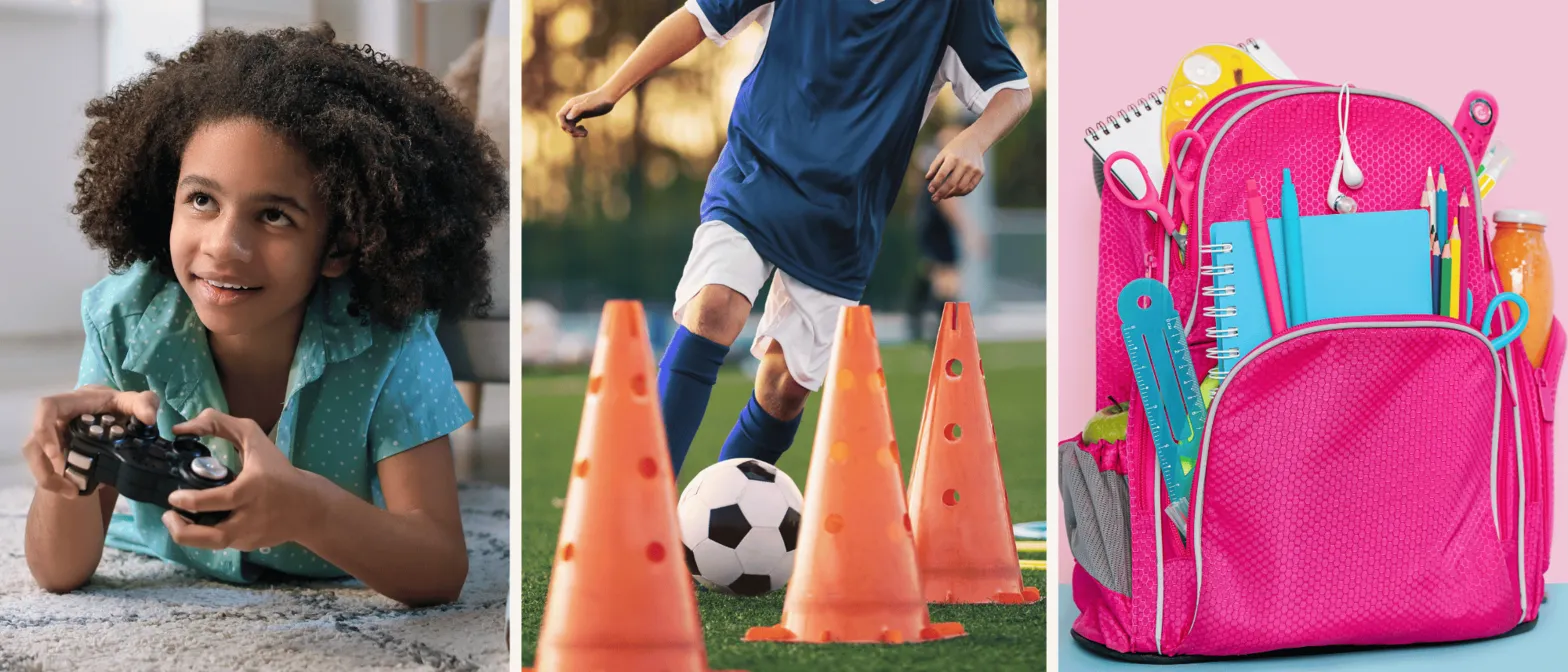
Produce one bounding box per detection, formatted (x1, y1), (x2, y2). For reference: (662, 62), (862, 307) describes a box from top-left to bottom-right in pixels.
(520, 341), (1047, 671)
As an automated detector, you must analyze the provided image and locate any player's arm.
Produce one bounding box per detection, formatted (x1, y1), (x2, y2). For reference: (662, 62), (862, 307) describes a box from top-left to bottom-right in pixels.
(926, 0), (1033, 201)
(557, 1), (771, 136)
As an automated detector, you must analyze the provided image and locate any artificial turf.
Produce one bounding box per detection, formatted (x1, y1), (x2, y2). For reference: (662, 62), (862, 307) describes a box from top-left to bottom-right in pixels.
(520, 340), (1048, 671)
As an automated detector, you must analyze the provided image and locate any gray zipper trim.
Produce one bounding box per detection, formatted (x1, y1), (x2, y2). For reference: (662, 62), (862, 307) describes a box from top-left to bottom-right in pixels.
(1179, 88), (1485, 334)
(1182, 320), (1507, 639)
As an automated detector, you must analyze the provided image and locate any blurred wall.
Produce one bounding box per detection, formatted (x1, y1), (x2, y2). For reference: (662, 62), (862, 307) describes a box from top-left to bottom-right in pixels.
(0, 2), (106, 337)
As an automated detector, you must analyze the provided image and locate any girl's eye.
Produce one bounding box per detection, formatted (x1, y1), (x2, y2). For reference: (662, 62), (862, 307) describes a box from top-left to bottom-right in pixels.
(260, 209), (294, 227)
(189, 192), (216, 212)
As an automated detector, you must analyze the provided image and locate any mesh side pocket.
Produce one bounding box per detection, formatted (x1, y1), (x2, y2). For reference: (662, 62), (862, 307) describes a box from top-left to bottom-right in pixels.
(1059, 439), (1132, 596)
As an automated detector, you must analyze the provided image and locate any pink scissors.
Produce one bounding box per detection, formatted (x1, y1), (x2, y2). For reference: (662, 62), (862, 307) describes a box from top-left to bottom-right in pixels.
(1167, 130), (1208, 233)
(1103, 149), (1186, 261)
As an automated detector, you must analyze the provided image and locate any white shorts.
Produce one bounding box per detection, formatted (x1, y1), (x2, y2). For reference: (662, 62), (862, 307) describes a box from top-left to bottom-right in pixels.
(673, 221), (858, 392)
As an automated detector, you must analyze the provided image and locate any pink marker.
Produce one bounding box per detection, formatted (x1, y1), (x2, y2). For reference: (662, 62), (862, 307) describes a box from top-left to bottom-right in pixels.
(1246, 178), (1288, 335)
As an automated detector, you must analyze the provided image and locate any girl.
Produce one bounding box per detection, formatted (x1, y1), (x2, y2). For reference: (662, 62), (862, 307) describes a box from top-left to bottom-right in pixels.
(21, 25), (506, 607)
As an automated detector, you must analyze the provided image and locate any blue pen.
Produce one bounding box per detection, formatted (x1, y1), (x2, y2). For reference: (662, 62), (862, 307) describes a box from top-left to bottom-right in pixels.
(1281, 168), (1306, 326)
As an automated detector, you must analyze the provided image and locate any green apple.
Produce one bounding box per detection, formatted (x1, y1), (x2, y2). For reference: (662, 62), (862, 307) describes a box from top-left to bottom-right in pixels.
(1083, 400), (1130, 444)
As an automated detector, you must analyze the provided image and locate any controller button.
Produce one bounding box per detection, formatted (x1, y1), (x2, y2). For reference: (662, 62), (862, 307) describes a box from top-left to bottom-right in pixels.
(109, 425), (125, 439)
(64, 470), (88, 491)
(80, 414), (96, 425)
(190, 456), (229, 481)
(66, 451), (93, 471)
(88, 425), (105, 438)
(99, 415), (116, 426)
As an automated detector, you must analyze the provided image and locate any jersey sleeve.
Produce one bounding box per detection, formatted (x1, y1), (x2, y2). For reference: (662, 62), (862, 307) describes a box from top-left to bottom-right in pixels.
(367, 314), (474, 463)
(940, 0), (1031, 115)
(685, 0), (773, 47)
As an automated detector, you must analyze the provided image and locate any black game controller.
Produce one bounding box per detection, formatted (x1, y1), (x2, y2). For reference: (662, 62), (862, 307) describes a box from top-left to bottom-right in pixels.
(65, 414), (235, 526)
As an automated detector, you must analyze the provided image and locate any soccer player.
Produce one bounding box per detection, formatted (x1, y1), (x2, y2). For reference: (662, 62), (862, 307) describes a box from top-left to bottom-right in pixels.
(557, 1), (1031, 475)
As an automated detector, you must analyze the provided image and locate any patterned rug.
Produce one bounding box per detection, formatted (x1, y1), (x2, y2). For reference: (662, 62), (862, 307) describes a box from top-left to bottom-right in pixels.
(0, 483), (508, 671)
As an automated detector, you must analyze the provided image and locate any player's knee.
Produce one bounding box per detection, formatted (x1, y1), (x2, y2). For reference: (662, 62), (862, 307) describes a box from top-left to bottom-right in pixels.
(683, 286), (750, 346)
(756, 360), (809, 418)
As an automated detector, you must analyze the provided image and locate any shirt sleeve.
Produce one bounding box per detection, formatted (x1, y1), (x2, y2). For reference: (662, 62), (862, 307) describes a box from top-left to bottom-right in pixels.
(940, 0), (1031, 115)
(76, 304), (118, 389)
(367, 314), (474, 463)
(685, 0), (773, 47)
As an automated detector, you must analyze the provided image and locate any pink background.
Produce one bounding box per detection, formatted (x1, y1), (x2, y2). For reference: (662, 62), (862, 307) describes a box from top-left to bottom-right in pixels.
(1057, 0), (1568, 582)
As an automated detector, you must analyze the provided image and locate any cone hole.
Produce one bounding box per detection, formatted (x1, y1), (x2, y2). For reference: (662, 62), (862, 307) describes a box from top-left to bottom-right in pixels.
(646, 542), (665, 562)
(574, 459), (590, 478)
(875, 367), (886, 388)
(979, 358), (985, 379)
(943, 489), (960, 506)
(824, 513), (844, 534)
(561, 543), (575, 561)
(830, 441), (850, 464)
(837, 368), (855, 390)
(588, 376), (603, 394)
(638, 457), (658, 479)
(883, 440), (899, 465)
(903, 513), (912, 531)
(944, 423), (963, 441)
(1137, 294), (1152, 309)
(946, 359), (963, 378)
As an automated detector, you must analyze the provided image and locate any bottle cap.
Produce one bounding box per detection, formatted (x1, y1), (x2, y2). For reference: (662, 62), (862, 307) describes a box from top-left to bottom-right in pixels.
(1493, 209), (1548, 227)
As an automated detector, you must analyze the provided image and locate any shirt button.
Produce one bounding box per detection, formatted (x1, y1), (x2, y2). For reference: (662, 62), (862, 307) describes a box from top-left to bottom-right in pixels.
(260, 547), (272, 554)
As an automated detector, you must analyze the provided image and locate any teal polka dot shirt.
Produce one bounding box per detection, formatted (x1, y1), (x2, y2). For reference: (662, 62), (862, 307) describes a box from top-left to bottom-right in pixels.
(76, 262), (473, 583)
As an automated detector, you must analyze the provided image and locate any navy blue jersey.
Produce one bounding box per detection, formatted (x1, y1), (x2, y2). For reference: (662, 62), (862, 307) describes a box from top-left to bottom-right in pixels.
(687, 0), (1028, 300)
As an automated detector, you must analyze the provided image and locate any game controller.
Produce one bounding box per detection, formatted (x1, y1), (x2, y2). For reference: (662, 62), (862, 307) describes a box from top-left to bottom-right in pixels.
(65, 413), (235, 526)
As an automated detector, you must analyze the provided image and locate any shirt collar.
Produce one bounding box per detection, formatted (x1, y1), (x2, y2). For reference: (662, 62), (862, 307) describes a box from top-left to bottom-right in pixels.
(122, 276), (373, 418)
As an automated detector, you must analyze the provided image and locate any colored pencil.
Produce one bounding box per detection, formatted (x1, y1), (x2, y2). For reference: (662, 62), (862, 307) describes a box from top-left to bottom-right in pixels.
(1449, 219), (1462, 318)
(1432, 240), (1442, 315)
(1440, 243), (1453, 320)
(1436, 167), (1450, 251)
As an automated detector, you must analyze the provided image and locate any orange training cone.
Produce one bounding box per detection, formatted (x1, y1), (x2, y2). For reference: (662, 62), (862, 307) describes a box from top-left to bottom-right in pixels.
(908, 303), (1040, 604)
(528, 301), (732, 671)
(745, 306), (964, 645)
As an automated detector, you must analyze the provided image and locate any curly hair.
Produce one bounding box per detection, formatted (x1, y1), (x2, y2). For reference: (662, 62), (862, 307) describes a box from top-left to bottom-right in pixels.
(72, 24), (507, 328)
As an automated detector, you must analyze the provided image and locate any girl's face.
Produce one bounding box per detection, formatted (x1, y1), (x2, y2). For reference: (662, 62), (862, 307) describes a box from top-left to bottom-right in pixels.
(170, 119), (347, 338)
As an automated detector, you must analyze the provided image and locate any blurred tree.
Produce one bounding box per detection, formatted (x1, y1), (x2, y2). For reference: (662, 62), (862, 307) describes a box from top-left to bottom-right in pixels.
(521, 0), (1045, 310)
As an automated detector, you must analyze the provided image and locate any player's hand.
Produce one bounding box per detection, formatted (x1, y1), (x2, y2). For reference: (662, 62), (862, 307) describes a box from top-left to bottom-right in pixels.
(162, 409), (327, 551)
(23, 385), (159, 498)
(926, 132), (987, 202)
(557, 88), (618, 138)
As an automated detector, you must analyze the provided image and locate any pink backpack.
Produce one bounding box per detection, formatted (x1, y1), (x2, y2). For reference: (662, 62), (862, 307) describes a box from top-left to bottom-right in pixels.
(1060, 81), (1564, 661)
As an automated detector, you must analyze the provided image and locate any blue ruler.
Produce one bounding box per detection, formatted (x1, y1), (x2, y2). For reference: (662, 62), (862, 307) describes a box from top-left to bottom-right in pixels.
(1117, 279), (1206, 538)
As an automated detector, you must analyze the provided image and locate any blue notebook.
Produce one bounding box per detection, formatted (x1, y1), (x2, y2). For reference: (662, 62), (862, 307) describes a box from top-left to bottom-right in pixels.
(1207, 209), (1432, 373)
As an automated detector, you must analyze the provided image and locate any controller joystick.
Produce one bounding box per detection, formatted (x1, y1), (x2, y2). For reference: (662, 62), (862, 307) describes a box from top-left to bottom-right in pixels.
(66, 414), (234, 526)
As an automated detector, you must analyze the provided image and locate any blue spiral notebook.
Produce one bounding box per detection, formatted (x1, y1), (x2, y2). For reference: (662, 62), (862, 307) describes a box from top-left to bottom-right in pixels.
(1207, 209), (1432, 373)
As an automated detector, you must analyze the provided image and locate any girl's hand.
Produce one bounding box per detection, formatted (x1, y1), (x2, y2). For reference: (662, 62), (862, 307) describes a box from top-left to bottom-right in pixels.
(162, 409), (327, 552)
(556, 88), (617, 137)
(23, 385), (160, 498)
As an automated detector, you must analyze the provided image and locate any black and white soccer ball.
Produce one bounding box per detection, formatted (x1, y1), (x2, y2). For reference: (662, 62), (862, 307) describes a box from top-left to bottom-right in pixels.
(678, 458), (804, 596)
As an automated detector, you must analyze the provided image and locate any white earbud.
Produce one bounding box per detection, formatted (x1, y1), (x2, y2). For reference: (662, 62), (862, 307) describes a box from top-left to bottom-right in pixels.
(1327, 83), (1362, 213)
(1327, 156), (1357, 214)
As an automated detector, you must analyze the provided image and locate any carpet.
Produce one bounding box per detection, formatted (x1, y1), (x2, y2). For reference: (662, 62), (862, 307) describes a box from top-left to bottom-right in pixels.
(0, 483), (509, 671)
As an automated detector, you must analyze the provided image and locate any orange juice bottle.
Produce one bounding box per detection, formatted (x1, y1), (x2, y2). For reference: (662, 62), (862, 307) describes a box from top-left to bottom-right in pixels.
(1491, 210), (1554, 366)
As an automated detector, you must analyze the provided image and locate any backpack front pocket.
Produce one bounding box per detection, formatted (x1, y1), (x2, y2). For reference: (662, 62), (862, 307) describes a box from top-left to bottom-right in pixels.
(1176, 319), (1520, 656)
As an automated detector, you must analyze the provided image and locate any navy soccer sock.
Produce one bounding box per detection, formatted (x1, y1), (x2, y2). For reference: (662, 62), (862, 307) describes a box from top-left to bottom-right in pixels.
(657, 326), (729, 476)
(718, 392), (803, 465)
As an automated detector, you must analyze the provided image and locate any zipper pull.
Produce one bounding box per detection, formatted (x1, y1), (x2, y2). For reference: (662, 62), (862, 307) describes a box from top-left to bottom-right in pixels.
(1145, 250), (1158, 278)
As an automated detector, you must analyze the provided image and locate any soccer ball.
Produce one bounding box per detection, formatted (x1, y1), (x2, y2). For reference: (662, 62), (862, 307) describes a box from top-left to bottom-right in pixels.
(678, 458), (804, 596)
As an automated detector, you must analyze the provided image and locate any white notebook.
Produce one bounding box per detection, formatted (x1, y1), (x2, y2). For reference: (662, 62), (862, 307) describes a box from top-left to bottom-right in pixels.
(1085, 38), (1294, 199)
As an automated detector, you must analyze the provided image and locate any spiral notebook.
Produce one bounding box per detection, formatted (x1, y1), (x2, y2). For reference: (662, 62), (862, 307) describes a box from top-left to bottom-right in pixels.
(1085, 38), (1294, 199)
(1205, 209), (1432, 374)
